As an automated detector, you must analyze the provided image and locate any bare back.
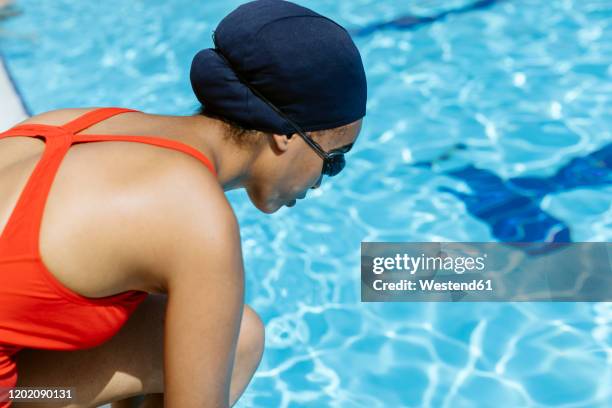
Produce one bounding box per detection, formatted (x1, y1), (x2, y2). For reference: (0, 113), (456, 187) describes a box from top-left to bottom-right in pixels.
(0, 108), (218, 299)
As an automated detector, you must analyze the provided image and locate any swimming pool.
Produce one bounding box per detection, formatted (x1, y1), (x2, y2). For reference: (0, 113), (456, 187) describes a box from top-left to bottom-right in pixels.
(1, 0), (611, 406)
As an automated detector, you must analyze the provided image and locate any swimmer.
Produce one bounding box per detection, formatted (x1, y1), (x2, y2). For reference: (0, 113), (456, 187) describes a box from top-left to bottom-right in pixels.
(0, 1), (367, 407)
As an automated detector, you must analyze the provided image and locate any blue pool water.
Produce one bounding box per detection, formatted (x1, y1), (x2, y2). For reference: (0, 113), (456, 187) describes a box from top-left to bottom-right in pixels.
(1, 0), (611, 406)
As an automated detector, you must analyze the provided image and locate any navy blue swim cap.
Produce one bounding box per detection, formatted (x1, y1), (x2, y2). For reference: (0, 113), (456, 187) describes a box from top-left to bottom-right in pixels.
(190, 0), (367, 134)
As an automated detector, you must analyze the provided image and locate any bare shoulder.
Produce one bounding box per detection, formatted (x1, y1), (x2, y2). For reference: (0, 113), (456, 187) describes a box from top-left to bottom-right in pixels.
(157, 152), (233, 224)
(125, 154), (241, 293)
(156, 153), (239, 250)
(156, 153), (235, 234)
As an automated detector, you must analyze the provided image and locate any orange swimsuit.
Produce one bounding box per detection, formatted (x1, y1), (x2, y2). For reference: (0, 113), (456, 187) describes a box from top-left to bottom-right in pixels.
(0, 107), (217, 407)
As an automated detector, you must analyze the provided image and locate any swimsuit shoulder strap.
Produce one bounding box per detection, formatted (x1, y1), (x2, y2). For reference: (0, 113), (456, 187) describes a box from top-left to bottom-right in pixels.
(64, 107), (217, 177)
(0, 108), (138, 139)
(60, 107), (139, 134)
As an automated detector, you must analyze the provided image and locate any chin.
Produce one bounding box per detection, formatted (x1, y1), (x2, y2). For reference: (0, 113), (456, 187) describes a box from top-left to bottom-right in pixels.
(257, 203), (281, 214)
(250, 195), (283, 214)
(245, 186), (286, 214)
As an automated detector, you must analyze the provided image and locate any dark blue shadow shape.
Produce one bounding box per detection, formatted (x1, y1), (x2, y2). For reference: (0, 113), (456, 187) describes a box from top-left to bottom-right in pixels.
(351, 0), (506, 37)
(414, 143), (612, 251)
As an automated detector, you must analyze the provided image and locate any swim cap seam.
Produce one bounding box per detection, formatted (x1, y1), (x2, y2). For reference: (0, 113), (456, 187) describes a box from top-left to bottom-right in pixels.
(252, 14), (348, 40)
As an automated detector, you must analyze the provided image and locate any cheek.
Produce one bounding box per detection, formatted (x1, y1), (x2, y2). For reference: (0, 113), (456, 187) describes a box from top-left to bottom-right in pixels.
(248, 154), (321, 212)
(299, 154), (322, 182)
(267, 159), (317, 201)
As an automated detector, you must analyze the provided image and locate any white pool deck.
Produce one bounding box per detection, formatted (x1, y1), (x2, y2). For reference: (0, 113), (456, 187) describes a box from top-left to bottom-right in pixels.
(0, 55), (28, 131)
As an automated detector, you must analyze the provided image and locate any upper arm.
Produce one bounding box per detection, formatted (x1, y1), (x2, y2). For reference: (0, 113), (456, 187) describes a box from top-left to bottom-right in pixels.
(146, 160), (245, 407)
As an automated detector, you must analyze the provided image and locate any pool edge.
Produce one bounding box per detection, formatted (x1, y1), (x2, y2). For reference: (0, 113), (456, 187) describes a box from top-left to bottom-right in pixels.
(0, 52), (28, 131)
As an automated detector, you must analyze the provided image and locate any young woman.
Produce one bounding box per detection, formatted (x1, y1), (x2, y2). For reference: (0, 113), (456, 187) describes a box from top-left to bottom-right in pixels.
(0, 1), (366, 407)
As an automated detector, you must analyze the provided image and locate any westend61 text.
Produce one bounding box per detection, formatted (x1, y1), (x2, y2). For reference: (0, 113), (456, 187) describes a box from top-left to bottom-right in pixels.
(372, 279), (493, 291)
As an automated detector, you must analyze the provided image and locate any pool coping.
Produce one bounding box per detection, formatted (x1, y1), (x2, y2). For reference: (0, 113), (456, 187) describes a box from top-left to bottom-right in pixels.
(0, 51), (29, 131)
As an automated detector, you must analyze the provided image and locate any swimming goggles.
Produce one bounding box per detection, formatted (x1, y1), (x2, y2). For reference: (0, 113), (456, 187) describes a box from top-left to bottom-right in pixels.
(212, 33), (352, 177)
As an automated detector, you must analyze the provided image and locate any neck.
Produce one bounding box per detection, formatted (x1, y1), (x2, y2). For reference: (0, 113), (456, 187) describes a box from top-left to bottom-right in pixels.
(177, 114), (263, 192)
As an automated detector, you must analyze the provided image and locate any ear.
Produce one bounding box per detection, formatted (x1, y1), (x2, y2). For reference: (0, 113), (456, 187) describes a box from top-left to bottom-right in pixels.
(270, 133), (294, 153)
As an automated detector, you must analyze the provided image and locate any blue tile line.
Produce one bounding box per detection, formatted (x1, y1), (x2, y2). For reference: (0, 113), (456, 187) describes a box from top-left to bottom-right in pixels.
(414, 143), (612, 247)
(350, 0), (507, 37)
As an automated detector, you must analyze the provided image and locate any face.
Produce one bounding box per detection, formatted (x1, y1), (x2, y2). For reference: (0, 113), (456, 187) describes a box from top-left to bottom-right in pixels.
(246, 119), (363, 213)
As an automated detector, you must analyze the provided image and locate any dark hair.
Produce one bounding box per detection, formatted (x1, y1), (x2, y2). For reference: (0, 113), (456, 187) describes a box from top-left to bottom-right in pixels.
(197, 105), (352, 148)
(197, 106), (263, 148)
